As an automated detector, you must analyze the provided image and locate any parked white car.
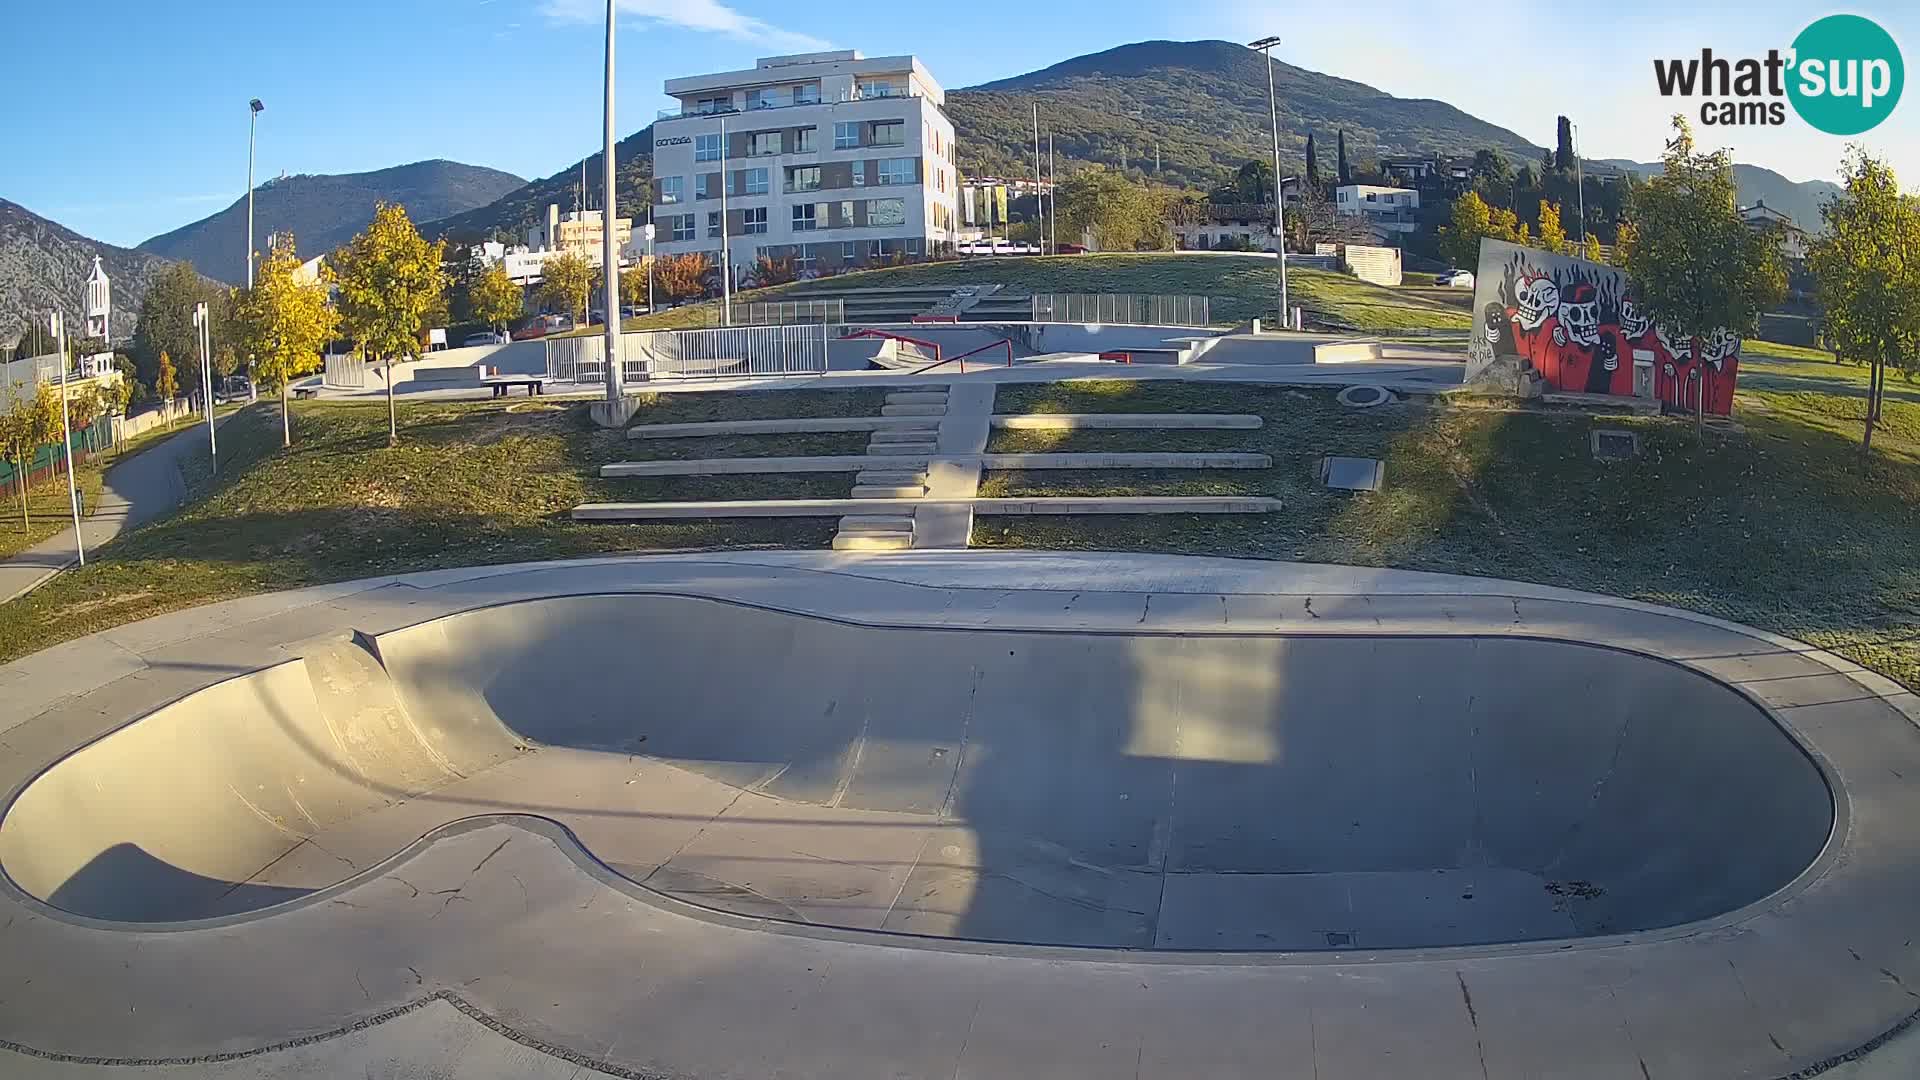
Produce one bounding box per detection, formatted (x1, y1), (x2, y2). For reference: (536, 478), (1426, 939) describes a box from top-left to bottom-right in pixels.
(463, 332), (507, 347)
(1435, 269), (1476, 288)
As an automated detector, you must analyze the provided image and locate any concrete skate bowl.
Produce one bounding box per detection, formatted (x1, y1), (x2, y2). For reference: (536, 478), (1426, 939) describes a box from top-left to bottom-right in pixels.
(0, 594), (1835, 953)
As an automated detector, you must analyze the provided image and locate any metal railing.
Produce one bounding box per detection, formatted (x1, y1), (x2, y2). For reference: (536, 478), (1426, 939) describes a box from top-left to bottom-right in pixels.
(740, 299), (845, 326)
(1031, 293), (1213, 327)
(548, 325), (829, 383)
(835, 327), (942, 369)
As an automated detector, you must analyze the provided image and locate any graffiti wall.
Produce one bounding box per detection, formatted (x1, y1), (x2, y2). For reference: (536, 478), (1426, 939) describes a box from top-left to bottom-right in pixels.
(1464, 239), (1743, 415)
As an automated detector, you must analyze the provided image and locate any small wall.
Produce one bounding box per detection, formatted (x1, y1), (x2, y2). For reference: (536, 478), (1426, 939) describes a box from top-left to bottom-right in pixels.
(1342, 245), (1404, 287)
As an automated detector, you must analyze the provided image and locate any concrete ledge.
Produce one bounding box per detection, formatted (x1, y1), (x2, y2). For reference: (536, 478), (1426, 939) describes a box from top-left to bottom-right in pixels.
(602, 455), (927, 477)
(602, 452), (1270, 477)
(627, 417), (935, 439)
(993, 413), (1262, 430)
(572, 496), (1281, 520)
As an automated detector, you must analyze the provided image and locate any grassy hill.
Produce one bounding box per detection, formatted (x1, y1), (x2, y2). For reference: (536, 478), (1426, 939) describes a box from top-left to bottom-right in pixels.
(138, 160), (525, 283)
(949, 40), (1541, 187)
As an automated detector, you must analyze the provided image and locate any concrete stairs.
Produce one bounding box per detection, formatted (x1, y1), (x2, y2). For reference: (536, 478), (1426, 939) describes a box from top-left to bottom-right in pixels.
(833, 387), (948, 551)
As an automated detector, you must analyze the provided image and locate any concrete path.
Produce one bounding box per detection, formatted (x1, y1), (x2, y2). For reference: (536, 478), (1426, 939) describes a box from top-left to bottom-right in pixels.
(0, 419), (219, 603)
(2, 551), (1920, 1078)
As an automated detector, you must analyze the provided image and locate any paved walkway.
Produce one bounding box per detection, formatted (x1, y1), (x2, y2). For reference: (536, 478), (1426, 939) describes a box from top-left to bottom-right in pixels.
(0, 419), (219, 603)
(2, 551), (1919, 1078)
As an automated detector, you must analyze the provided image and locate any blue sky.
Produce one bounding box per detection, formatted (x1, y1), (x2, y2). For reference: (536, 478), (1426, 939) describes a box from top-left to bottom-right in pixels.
(4, 0), (1915, 247)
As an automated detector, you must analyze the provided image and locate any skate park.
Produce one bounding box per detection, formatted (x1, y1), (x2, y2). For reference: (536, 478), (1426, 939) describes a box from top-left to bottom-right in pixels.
(3, 550), (1920, 1077)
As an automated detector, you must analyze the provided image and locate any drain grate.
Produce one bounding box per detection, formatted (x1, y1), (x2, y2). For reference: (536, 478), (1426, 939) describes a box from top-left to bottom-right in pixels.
(1336, 384), (1395, 409)
(1321, 456), (1384, 492)
(1590, 429), (1641, 462)
(1324, 930), (1355, 948)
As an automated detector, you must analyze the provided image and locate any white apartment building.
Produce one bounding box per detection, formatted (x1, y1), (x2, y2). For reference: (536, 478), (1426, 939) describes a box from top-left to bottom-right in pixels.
(1334, 185), (1420, 236)
(649, 50), (961, 280)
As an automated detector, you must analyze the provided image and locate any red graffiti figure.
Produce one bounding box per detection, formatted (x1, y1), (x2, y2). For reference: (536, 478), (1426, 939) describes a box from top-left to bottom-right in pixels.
(1509, 275), (1564, 384)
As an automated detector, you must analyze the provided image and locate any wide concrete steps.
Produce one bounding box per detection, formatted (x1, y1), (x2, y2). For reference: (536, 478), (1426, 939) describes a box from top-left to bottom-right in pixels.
(831, 513), (915, 551)
(992, 413), (1263, 430)
(626, 416), (946, 439)
(574, 496), (1282, 520)
(601, 452), (1269, 478)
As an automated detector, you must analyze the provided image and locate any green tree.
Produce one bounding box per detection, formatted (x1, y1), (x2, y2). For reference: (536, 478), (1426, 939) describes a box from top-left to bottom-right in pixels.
(1622, 115), (1786, 431)
(213, 343), (239, 381)
(1808, 148), (1920, 455)
(334, 202), (448, 444)
(0, 385), (58, 532)
(1537, 200), (1569, 254)
(1236, 159), (1276, 205)
(132, 261), (230, 392)
(1055, 166), (1173, 252)
(620, 258), (652, 310)
(540, 252), (595, 325)
(1440, 191), (1495, 268)
(234, 233), (340, 448)
(469, 262), (524, 336)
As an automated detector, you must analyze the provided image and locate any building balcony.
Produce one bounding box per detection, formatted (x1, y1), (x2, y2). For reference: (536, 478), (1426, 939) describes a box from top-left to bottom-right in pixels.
(656, 88), (922, 123)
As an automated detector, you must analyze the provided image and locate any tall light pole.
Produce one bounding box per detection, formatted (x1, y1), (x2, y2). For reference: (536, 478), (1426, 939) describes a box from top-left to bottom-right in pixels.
(1047, 133), (1056, 254)
(246, 99), (263, 288)
(49, 312), (83, 565)
(599, 0), (623, 401)
(719, 115), (732, 326)
(1249, 36), (1289, 329)
(194, 301), (217, 475)
(1032, 105), (1044, 255)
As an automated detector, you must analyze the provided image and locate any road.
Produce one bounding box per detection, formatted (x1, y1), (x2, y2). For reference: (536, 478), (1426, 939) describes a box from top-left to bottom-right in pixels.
(0, 419), (220, 603)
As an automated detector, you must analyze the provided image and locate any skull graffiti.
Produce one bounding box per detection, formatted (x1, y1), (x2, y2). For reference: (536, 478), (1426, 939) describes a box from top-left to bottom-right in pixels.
(1513, 275), (1558, 331)
(1701, 327), (1740, 370)
(1619, 299), (1653, 341)
(1557, 283), (1601, 347)
(1657, 325), (1694, 364)
(1483, 302), (1507, 345)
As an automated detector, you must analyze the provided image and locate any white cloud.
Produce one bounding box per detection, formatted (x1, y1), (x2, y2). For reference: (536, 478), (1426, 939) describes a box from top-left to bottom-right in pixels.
(541, 0), (828, 52)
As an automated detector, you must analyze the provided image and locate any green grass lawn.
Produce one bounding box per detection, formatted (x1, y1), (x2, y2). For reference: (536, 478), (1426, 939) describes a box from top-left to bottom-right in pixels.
(0, 395), (884, 663)
(0, 416), (204, 561)
(607, 254), (1471, 335)
(976, 379), (1920, 692)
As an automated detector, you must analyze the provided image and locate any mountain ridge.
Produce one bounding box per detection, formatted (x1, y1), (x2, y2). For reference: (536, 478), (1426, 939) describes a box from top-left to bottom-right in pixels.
(0, 198), (177, 349)
(138, 159), (525, 284)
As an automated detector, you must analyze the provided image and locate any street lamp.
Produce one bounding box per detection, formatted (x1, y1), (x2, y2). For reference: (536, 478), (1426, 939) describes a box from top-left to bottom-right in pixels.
(193, 302), (217, 475)
(246, 99), (263, 288)
(1247, 36), (1289, 329)
(1569, 120), (1587, 244)
(599, 0), (623, 401)
(48, 311), (83, 565)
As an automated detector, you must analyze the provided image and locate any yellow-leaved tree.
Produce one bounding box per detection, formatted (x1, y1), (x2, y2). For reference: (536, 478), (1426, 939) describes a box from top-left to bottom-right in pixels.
(539, 251), (594, 326)
(235, 233), (340, 447)
(469, 262), (523, 337)
(334, 202), (448, 444)
(1537, 200), (1569, 254)
(0, 385), (59, 533)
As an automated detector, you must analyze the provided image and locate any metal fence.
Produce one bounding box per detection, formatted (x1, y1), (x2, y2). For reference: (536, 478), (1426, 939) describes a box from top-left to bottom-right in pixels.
(547, 324), (829, 383)
(740, 299), (845, 326)
(322, 354), (367, 389)
(1031, 293), (1213, 327)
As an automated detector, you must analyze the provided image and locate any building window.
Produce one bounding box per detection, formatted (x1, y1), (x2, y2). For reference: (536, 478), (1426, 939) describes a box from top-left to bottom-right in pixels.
(867, 198), (906, 227)
(742, 207), (768, 235)
(858, 79), (903, 99)
(707, 211), (722, 238)
(834, 122), (859, 150)
(741, 132), (776, 157)
(851, 165), (865, 187)
(842, 241), (858, 261)
(793, 83), (821, 106)
(792, 204), (818, 231)
(746, 88), (781, 110)
(906, 238), (924, 257)
(671, 215), (696, 242)
(694, 96), (731, 115)
(734, 167), (768, 196)
(794, 244), (818, 272)
(793, 127), (816, 153)
(935, 169), (946, 193)
(787, 166), (821, 193)
(870, 121), (904, 147)
(695, 174), (715, 200)
(695, 133), (721, 162)
(877, 157), (915, 185)
(658, 176), (684, 205)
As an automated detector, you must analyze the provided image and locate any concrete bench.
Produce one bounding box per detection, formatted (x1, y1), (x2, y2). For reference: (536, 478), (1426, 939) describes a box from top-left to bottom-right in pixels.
(484, 376), (550, 398)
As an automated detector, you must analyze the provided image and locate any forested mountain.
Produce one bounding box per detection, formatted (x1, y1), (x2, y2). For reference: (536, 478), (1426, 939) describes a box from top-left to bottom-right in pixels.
(138, 160), (524, 283)
(423, 130), (656, 245)
(0, 199), (177, 350)
(1597, 158), (1842, 233)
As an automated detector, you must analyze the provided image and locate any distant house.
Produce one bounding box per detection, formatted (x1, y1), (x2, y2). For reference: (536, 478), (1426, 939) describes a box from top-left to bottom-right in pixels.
(1169, 203), (1279, 252)
(1334, 185), (1420, 236)
(1740, 200), (1810, 261)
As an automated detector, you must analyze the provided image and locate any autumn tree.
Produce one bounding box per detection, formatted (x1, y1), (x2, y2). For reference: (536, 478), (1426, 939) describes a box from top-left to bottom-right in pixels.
(1537, 200), (1569, 254)
(132, 261), (231, 393)
(751, 253), (799, 288)
(234, 233), (340, 447)
(619, 259), (652, 309)
(540, 252), (595, 325)
(0, 385), (58, 532)
(655, 252), (713, 304)
(1440, 191), (1496, 268)
(1621, 115), (1785, 430)
(156, 351), (179, 426)
(1054, 166), (1172, 252)
(1581, 234), (1606, 263)
(468, 262), (523, 336)
(66, 384), (104, 455)
(1809, 149), (1920, 455)
(334, 202), (448, 444)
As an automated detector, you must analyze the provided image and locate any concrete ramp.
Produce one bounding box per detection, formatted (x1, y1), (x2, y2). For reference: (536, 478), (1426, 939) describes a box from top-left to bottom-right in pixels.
(0, 595), (1833, 951)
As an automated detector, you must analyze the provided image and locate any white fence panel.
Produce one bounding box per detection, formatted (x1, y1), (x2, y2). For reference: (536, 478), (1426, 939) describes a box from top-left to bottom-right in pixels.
(547, 325), (827, 383)
(323, 354), (367, 389)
